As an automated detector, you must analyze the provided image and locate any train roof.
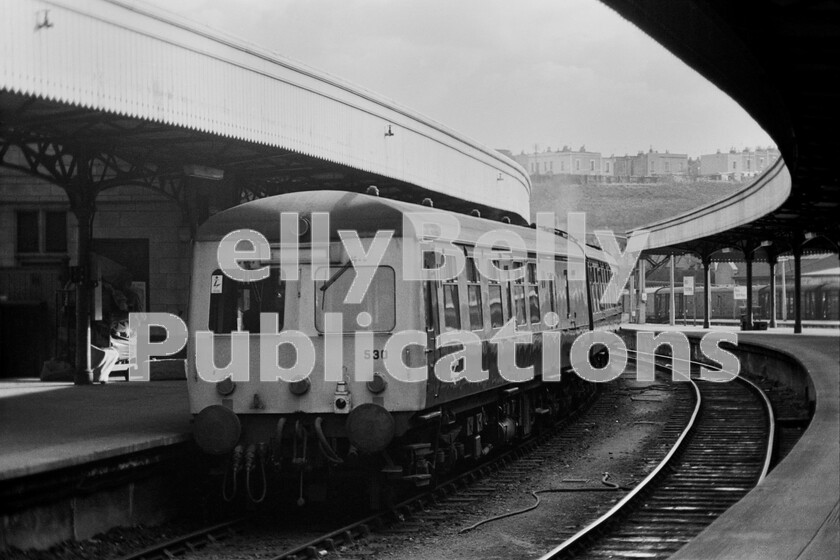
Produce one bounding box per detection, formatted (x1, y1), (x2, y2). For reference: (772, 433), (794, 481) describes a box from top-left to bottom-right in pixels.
(196, 190), (614, 263)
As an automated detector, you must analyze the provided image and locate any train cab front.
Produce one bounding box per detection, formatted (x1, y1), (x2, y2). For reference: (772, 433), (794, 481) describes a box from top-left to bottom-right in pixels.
(187, 227), (426, 506)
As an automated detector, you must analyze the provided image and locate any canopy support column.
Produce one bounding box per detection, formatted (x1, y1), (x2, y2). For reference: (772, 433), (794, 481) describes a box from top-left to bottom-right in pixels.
(744, 253), (754, 330)
(638, 259), (646, 324)
(793, 244), (802, 334)
(669, 255), (675, 326)
(703, 256), (712, 329)
(69, 187), (97, 385)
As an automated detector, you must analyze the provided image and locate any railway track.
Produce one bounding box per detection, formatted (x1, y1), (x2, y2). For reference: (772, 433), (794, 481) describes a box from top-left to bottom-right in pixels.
(538, 357), (775, 560)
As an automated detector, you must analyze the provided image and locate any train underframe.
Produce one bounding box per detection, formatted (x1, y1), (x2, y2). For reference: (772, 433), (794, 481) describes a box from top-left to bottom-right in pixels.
(207, 372), (597, 509)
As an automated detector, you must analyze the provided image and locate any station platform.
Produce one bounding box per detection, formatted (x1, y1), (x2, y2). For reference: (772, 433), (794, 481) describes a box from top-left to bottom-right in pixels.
(0, 378), (191, 482)
(621, 323), (840, 560)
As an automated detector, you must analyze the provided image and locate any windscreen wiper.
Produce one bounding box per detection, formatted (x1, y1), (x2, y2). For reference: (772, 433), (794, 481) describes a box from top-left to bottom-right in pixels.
(320, 260), (353, 293)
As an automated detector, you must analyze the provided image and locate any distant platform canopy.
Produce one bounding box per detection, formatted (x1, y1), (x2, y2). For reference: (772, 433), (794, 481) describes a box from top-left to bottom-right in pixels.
(0, 0), (529, 222)
(608, 0), (839, 263)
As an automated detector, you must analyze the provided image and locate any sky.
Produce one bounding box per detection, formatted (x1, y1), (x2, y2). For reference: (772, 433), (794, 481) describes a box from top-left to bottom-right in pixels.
(135, 0), (774, 158)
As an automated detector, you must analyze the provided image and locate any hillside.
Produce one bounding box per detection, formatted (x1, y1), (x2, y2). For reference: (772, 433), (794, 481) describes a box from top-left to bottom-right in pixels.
(529, 176), (744, 234)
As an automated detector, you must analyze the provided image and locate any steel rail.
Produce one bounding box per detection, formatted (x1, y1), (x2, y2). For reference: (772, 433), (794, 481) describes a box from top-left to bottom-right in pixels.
(737, 374), (775, 483)
(537, 348), (776, 560)
(115, 518), (246, 560)
(536, 350), (703, 559)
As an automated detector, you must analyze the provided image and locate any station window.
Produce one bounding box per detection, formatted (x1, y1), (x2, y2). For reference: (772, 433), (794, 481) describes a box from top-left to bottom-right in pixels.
(16, 211), (38, 253)
(209, 267), (285, 333)
(316, 266), (396, 332)
(16, 210), (67, 254)
(590, 160), (595, 171)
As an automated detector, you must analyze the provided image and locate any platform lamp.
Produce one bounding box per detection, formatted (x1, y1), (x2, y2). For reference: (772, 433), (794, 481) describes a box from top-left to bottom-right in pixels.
(183, 165), (226, 225)
(183, 164), (225, 181)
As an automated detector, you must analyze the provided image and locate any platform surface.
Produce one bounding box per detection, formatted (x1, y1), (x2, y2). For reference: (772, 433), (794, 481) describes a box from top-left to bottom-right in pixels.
(0, 379), (191, 482)
(623, 323), (840, 560)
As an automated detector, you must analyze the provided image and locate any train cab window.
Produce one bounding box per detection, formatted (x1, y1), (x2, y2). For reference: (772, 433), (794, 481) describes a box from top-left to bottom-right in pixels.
(208, 267), (285, 333)
(527, 262), (540, 324)
(464, 252), (484, 330)
(315, 266), (395, 332)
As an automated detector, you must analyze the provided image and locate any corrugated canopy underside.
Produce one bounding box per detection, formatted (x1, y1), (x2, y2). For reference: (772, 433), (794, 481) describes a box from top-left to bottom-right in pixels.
(0, 0), (529, 220)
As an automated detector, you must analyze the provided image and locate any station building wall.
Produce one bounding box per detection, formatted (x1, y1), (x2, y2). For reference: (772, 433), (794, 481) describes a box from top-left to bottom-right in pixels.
(0, 168), (191, 348)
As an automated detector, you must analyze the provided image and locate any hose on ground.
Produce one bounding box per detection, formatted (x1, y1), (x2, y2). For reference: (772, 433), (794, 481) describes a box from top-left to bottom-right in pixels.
(458, 472), (631, 534)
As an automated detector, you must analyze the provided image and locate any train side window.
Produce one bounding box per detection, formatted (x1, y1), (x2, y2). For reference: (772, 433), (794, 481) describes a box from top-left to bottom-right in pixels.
(487, 258), (504, 328)
(598, 266), (607, 308)
(208, 267), (285, 333)
(464, 251), (484, 330)
(600, 265), (607, 306)
(442, 283), (461, 331)
(422, 250), (442, 334)
(564, 269), (571, 318)
(514, 286), (527, 326)
(527, 262), (540, 324)
(592, 265), (600, 308)
(436, 251), (460, 332)
(548, 278), (557, 316)
(511, 261), (527, 326)
(488, 284), (504, 327)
